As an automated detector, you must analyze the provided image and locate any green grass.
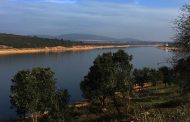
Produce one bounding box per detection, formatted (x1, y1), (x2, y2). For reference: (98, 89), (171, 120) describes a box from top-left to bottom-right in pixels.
(130, 85), (190, 122)
(67, 84), (190, 121)
(132, 85), (180, 107)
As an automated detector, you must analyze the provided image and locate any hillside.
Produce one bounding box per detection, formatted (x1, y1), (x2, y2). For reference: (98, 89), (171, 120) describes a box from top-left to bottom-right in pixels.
(0, 33), (83, 48)
(56, 33), (116, 41)
(36, 33), (164, 45)
(0, 33), (165, 49)
(36, 33), (143, 42)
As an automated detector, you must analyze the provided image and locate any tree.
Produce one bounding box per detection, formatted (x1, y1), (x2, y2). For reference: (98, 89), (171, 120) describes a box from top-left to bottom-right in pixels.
(149, 69), (163, 86)
(173, 4), (190, 93)
(45, 89), (70, 122)
(174, 4), (190, 59)
(10, 67), (69, 122)
(159, 66), (172, 86)
(80, 50), (133, 116)
(133, 67), (164, 88)
(112, 50), (133, 92)
(80, 52), (114, 111)
(173, 57), (190, 92)
(111, 50), (133, 116)
(133, 68), (151, 89)
(10, 70), (38, 118)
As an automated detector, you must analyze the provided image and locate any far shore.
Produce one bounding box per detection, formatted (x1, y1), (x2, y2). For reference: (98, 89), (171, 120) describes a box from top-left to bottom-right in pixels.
(0, 45), (130, 55)
(155, 45), (177, 51)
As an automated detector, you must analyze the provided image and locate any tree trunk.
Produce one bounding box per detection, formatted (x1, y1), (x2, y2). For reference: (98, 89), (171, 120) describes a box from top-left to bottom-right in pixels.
(112, 96), (121, 118)
(35, 112), (38, 122)
(99, 96), (106, 112)
(127, 92), (131, 114)
(32, 113), (35, 122)
(32, 112), (38, 122)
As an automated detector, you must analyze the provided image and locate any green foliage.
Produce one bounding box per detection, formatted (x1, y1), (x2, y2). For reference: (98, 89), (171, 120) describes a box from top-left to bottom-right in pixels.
(10, 67), (70, 121)
(133, 68), (149, 88)
(133, 68), (164, 87)
(133, 68), (149, 87)
(80, 50), (133, 114)
(159, 66), (173, 86)
(173, 57), (190, 92)
(10, 70), (38, 116)
(113, 50), (133, 92)
(44, 89), (70, 122)
(174, 4), (190, 58)
(173, 3), (190, 94)
(80, 52), (114, 104)
(149, 69), (163, 86)
(0, 33), (83, 48)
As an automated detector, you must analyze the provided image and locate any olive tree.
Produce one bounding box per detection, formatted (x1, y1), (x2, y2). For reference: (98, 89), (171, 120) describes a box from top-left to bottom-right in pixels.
(80, 52), (114, 112)
(149, 69), (163, 86)
(45, 89), (70, 122)
(112, 50), (133, 115)
(133, 68), (164, 88)
(133, 68), (151, 89)
(159, 66), (173, 86)
(80, 50), (133, 116)
(10, 67), (69, 122)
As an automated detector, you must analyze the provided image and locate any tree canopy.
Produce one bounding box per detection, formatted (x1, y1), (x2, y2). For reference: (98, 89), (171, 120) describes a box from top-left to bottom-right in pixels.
(173, 4), (190, 92)
(133, 68), (163, 88)
(10, 67), (70, 121)
(173, 57), (190, 92)
(80, 50), (133, 114)
(174, 4), (190, 58)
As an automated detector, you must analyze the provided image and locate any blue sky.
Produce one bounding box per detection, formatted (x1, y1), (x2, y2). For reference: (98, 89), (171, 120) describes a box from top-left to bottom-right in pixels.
(0, 0), (190, 41)
(99, 0), (188, 7)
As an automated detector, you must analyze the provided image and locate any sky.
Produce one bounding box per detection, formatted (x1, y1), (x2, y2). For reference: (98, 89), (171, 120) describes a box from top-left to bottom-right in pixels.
(0, 0), (190, 41)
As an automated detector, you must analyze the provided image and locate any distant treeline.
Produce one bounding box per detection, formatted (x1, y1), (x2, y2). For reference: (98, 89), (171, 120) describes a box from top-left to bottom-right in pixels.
(0, 33), (170, 48)
(0, 33), (84, 48)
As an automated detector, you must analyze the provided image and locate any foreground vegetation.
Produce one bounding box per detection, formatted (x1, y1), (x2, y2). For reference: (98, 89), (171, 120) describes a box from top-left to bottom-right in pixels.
(71, 84), (189, 122)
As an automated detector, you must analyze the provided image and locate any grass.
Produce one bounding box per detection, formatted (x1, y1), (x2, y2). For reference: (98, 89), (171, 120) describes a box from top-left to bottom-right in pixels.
(133, 84), (180, 106)
(131, 84), (190, 122)
(70, 84), (190, 122)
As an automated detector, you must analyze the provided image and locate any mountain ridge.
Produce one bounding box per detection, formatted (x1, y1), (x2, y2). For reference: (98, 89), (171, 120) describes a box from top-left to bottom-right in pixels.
(36, 33), (145, 42)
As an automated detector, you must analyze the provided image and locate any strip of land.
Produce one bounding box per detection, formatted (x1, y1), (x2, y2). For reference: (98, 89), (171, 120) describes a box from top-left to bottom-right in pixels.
(156, 46), (177, 51)
(0, 45), (129, 55)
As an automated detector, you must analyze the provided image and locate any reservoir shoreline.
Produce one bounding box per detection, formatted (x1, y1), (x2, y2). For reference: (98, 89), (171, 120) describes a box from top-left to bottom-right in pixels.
(0, 45), (130, 55)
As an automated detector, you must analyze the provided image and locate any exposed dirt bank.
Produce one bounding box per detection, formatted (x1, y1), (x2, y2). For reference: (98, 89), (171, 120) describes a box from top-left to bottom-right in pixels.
(0, 45), (129, 55)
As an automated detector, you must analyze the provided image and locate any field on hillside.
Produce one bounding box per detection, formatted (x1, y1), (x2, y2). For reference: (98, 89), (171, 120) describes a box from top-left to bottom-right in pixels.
(69, 84), (190, 122)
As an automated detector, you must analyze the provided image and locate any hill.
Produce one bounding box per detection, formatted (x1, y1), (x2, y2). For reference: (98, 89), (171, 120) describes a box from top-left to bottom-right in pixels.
(57, 33), (116, 41)
(45, 33), (143, 42)
(36, 33), (163, 45)
(0, 33), (83, 48)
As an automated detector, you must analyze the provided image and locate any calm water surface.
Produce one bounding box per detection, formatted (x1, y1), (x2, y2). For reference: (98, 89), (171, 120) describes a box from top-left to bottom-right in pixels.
(0, 47), (173, 117)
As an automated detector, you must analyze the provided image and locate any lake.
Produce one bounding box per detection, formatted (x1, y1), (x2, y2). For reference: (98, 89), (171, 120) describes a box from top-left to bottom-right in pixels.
(0, 46), (173, 118)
